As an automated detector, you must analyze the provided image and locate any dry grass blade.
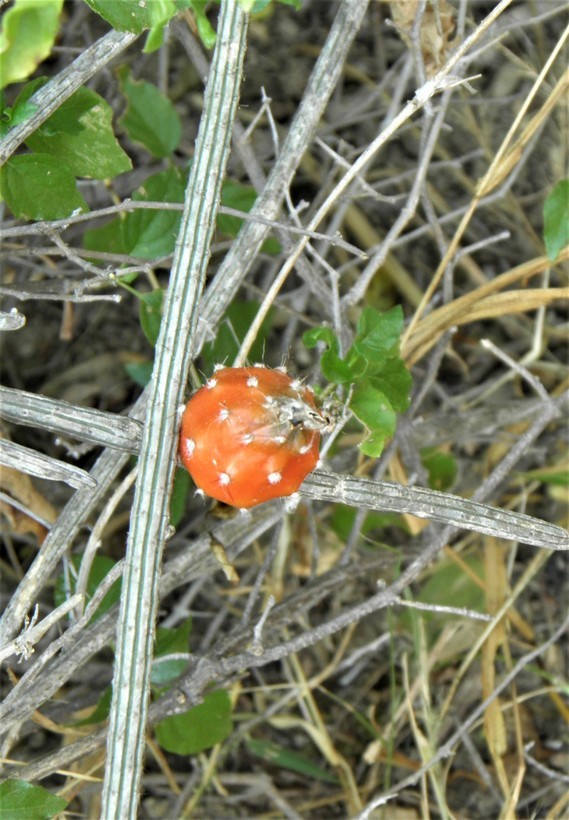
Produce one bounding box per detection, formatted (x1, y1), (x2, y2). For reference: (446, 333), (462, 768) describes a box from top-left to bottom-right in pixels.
(403, 247), (569, 364)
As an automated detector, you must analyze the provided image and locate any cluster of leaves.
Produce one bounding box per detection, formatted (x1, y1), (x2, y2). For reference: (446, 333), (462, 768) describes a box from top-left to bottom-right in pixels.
(0, 81), (132, 220)
(0, 0), (300, 222)
(2, 543), (231, 818)
(53, 553), (232, 751)
(305, 306), (412, 457)
(82, 0), (301, 50)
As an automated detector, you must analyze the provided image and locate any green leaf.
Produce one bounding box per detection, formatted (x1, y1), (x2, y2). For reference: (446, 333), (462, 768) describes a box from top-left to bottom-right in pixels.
(543, 179), (569, 261)
(143, 24), (167, 54)
(25, 87), (132, 178)
(302, 325), (338, 352)
(118, 67), (182, 158)
(304, 307), (411, 456)
(84, 217), (126, 256)
(358, 429), (387, 458)
(7, 99), (37, 127)
(246, 738), (339, 784)
(123, 167), (186, 259)
(0, 154), (88, 220)
(350, 384), (395, 431)
(83, 0), (179, 33)
(139, 288), (165, 347)
(218, 180), (255, 234)
(421, 448), (457, 492)
(0, 0), (63, 90)
(144, 1), (194, 52)
(201, 301), (273, 372)
(169, 468), (191, 527)
(152, 619), (192, 688)
(351, 305), (404, 366)
(350, 383), (396, 457)
(368, 359), (412, 413)
(1, 78), (45, 131)
(124, 360), (154, 387)
(189, 0), (217, 49)
(8, 76), (46, 109)
(54, 554), (122, 622)
(302, 326), (353, 384)
(155, 689), (232, 754)
(32, 87), (95, 136)
(0, 780), (67, 820)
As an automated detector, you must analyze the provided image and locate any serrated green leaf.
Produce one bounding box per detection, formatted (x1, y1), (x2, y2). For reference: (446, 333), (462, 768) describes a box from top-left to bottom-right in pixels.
(54, 554), (122, 623)
(0, 153), (88, 220)
(118, 67), (182, 158)
(25, 88), (131, 178)
(83, 0), (179, 33)
(155, 689), (232, 754)
(0, 0), (63, 90)
(139, 288), (165, 347)
(123, 168), (186, 258)
(0, 779), (67, 820)
(544, 179), (569, 261)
